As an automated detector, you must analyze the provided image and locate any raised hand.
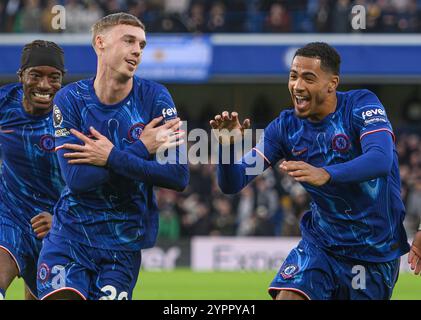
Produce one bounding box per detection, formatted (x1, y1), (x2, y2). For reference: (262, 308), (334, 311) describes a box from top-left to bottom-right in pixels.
(209, 111), (251, 145)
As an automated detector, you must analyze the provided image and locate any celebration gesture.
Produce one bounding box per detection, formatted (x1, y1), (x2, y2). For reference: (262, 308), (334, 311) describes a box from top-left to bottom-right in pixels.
(62, 117), (185, 166)
(209, 111), (251, 145)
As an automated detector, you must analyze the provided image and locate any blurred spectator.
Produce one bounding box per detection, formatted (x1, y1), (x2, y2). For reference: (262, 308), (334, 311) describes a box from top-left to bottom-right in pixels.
(164, 0), (189, 14)
(82, 0), (105, 32)
(186, 1), (207, 33)
(314, 0), (332, 32)
(0, 1), (6, 32)
(157, 189), (181, 240)
(4, 0), (21, 33)
(406, 181), (421, 235)
(332, 0), (352, 33)
(206, 1), (229, 33)
(210, 196), (237, 236)
(64, 0), (85, 33)
(365, 0), (383, 32)
(380, 0), (400, 32)
(17, 0), (43, 33)
(396, 0), (419, 32)
(42, 0), (60, 33)
(236, 186), (255, 236)
(263, 2), (291, 33)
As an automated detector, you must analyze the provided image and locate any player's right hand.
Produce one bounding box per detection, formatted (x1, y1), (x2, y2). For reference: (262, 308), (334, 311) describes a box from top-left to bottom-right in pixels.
(140, 116), (185, 154)
(209, 111), (251, 145)
(409, 231), (421, 275)
(30, 211), (53, 239)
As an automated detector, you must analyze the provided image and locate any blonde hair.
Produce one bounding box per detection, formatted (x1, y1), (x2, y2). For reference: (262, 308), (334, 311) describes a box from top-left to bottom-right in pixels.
(91, 12), (145, 47)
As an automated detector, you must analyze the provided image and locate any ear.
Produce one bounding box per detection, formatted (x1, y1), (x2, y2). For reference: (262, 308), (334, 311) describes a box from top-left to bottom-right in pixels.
(94, 34), (105, 52)
(18, 69), (23, 82)
(328, 75), (339, 93)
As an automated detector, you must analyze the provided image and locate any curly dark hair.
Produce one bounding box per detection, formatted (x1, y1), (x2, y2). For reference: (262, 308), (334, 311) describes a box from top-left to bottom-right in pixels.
(294, 42), (341, 75)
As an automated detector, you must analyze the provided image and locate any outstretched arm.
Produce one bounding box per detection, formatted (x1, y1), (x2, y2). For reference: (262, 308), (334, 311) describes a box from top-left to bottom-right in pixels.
(212, 111), (284, 194)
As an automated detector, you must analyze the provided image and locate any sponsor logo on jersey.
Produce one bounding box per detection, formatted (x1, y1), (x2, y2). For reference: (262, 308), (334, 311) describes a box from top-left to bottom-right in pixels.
(361, 108), (385, 120)
(364, 117), (388, 126)
(53, 105), (63, 128)
(332, 133), (351, 153)
(55, 128), (70, 138)
(280, 264), (299, 279)
(38, 263), (50, 282)
(128, 122), (145, 142)
(0, 126), (14, 134)
(39, 134), (55, 152)
(291, 147), (308, 157)
(162, 107), (177, 120)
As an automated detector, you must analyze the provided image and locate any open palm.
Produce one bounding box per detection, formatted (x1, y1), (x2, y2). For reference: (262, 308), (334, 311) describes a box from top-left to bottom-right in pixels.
(209, 111), (251, 145)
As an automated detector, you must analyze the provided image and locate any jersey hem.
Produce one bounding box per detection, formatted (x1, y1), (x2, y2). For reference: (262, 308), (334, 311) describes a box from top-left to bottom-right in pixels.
(268, 286), (313, 300)
(40, 287), (87, 300)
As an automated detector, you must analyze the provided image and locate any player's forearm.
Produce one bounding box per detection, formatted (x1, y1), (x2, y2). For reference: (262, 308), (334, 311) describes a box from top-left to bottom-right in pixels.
(107, 147), (189, 191)
(324, 131), (393, 184)
(123, 139), (151, 159)
(57, 149), (110, 193)
(217, 145), (265, 194)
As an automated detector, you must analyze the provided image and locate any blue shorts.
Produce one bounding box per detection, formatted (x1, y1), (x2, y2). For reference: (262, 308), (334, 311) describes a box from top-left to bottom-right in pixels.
(37, 233), (142, 300)
(0, 213), (42, 299)
(268, 239), (400, 300)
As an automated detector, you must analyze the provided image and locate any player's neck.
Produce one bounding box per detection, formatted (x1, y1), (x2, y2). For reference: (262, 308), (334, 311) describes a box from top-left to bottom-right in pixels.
(308, 94), (337, 122)
(94, 71), (133, 105)
(22, 98), (52, 116)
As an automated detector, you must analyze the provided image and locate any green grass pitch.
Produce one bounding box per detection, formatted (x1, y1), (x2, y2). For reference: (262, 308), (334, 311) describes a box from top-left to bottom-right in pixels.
(5, 269), (421, 300)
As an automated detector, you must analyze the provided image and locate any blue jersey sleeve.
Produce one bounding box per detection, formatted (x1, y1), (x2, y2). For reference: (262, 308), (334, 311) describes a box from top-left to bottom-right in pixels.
(351, 90), (395, 141)
(106, 84), (189, 191)
(217, 116), (285, 194)
(53, 88), (110, 193)
(324, 130), (394, 184)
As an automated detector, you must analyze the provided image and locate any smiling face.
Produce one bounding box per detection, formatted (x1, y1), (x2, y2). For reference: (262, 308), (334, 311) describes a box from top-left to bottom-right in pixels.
(20, 65), (62, 115)
(96, 24), (146, 81)
(288, 55), (339, 122)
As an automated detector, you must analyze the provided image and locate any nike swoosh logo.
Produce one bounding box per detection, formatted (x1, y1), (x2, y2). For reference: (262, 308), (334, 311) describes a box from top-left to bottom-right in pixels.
(291, 147), (308, 156)
(0, 129), (14, 134)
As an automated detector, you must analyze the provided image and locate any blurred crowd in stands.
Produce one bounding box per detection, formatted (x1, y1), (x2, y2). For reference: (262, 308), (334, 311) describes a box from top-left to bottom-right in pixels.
(1, 0), (421, 33)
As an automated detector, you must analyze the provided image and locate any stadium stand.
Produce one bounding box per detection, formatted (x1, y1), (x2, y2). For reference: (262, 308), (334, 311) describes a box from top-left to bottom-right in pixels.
(1, 0), (421, 34)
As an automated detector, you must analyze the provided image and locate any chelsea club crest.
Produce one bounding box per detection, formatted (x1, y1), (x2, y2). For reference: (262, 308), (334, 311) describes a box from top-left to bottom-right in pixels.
(332, 133), (351, 153)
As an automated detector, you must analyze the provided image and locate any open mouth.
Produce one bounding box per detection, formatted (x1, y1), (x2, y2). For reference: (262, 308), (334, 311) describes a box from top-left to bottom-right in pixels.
(294, 94), (311, 111)
(126, 59), (137, 67)
(32, 92), (53, 102)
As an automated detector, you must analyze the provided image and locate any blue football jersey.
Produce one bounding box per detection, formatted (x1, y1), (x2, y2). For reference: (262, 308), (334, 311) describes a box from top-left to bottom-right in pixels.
(51, 76), (185, 251)
(256, 89), (409, 262)
(0, 83), (65, 232)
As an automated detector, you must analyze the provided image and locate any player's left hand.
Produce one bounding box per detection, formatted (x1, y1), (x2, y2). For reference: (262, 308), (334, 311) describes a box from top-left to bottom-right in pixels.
(30, 211), (52, 239)
(279, 161), (331, 187)
(408, 231), (421, 275)
(62, 127), (114, 166)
